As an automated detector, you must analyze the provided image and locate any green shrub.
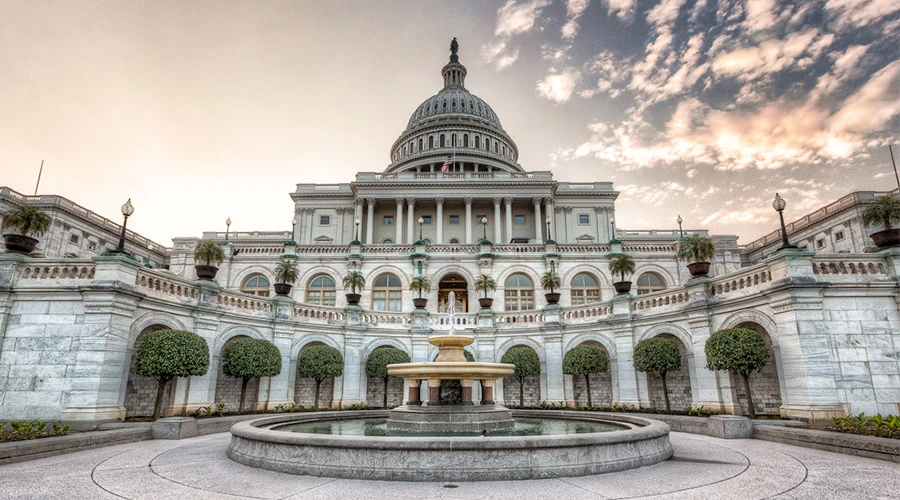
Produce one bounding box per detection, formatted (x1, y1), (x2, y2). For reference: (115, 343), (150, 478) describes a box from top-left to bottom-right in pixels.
(705, 328), (768, 418)
(831, 413), (900, 439)
(2, 204), (51, 238)
(194, 239), (225, 267)
(862, 195), (900, 230)
(677, 234), (715, 263)
(563, 345), (609, 408)
(501, 346), (541, 407)
(608, 253), (636, 283)
(0, 420), (69, 443)
(297, 345), (344, 408)
(273, 258), (300, 285)
(633, 337), (681, 412)
(365, 347), (410, 408)
(222, 338), (282, 412)
(136, 329), (210, 419)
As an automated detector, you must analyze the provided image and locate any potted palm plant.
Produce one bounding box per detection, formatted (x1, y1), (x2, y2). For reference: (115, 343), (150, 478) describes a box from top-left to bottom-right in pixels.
(677, 234), (715, 277)
(541, 269), (561, 304)
(862, 194), (900, 248)
(193, 239), (225, 280)
(473, 274), (497, 309)
(2, 204), (51, 254)
(272, 258), (300, 296)
(409, 275), (431, 309)
(342, 270), (365, 305)
(608, 253), (636, 294)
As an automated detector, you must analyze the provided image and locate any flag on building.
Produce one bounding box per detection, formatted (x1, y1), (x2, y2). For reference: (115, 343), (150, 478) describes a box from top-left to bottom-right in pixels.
(441, 155), (453, 173)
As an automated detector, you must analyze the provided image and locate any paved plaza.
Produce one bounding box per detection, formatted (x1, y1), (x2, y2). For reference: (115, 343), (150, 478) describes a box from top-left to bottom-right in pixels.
(1, 431), (898, 499)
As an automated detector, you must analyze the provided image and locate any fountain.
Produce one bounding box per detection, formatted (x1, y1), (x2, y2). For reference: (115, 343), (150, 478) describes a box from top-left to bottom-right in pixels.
(227, 292), (673, 480)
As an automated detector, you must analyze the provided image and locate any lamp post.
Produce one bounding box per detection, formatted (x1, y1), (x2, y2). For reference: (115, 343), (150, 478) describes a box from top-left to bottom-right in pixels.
(225, 217), (231, 243)
(113, 198), (134, 255)
(676, 215), (684, 240)
(481, 217), (488, 243)
(418, 216), (425, 242)
(773, 193), (797, 250)
(545, 216), (553, 243)
(609, 216), (619, 243)
(353, 218), (361, 244)
(288, 217), (297, 246)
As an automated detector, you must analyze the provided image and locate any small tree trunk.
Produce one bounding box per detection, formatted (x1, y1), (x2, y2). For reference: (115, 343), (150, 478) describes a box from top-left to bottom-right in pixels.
(741, 372), (756, 418)
(314, 378), (322, 408)
(383, 376), (389, 408)
(239, 378), (249, 413)
(584, 374), (593, 408)
(660, 372), (671, 413)
(519, 376), (525, 407)
(153, 376), (171, 420)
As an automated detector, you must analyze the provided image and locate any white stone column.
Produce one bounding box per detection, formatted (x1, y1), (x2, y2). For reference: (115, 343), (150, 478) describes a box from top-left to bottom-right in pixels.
(406, 197), (416, 243)
(339, 333), (364, 407)
(365, 198), (375, 245)
(544, 198), (553, 240)
(435, 197), (444, 243)
(504, 197), (513, 242)
(544, 333), (565, 402)
(493, 197), (502, 243)
(533, 197), (543, 241)
(595, 207), (606, 242)
(305, 207), (315, 244)
(464, 196), (473, 244)
(395, 197), (403, 244)
(267, 330), (295, 408)
(613, 325), (641, 407)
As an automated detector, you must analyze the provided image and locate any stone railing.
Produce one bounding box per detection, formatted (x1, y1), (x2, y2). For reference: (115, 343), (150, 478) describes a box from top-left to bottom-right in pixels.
(631, 289), (690, 312)
(17, 261), (96, 285)
(291, 245), (351, 255)
(216, 290), (273, 315)
(810, 255), (890, 282)
(362, 245), (415, 255)
(556, 244), (611, 253)
(429, 313), (477, 329)
(136, 269), (199, 301)
(360, 312), (411, 326)
(293, 305), (345, 323)
(622, 244), (677, 253)
(425, 244), (479, 254)
(709, 264), (773, 297)
(234, 246), (289, 255)
(494, 310), (545, 325)
(492, 244), (546, 253)
(561, 302), (614, 322)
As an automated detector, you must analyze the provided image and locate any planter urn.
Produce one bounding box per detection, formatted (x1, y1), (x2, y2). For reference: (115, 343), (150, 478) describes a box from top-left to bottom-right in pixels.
(613, 281), (632, 295)
(195, 265), (219, 280)
(544, 292), (561, 304)
(870, 229), (900, 249)
(478, 297), (494, 309)
(687, 262), (711, 278)
(2, 234), (38, 254)
(412, 298), (428, 310)
(274, 283), (293, 296)
(345, 293), (361, 305)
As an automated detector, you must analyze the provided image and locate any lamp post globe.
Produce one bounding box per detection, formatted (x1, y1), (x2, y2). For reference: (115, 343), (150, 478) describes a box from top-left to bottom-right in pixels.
(225, 217), (232, 242)
(773, 193), (796, 250)
(676, 215), (684, 239)
(418, 216), (425, 241)
(353, 218), (361, 244)
(113, 198), (133, 255)
(545, 216), (552, 242)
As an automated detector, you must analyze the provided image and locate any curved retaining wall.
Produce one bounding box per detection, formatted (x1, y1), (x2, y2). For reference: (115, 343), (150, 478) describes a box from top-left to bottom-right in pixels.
(227, 410), (673, 481)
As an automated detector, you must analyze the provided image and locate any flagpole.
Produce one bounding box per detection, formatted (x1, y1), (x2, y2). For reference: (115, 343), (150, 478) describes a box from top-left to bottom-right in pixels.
(34, 160), (44, 195)
(890, 145), (899, 191)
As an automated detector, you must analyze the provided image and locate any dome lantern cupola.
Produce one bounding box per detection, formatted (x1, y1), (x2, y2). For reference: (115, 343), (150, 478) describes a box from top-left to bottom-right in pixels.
(442, 37), (467, 90)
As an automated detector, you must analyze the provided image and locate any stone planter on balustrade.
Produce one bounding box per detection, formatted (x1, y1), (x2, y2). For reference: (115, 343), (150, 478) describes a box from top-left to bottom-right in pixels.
(687, 262), (711, 278)
(2, 234), (38, 255)
(871, 229), (900, 249)
(345, 293), (361, 305)
(613, 281), (632, 295)
(274, 283), (293, 296)
(195, 265), (219, 280)
(412, 298), (428, 310)
(478, 297), (494, 310)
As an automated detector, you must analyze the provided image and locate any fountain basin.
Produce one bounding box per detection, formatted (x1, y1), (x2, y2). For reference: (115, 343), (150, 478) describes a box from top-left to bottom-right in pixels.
(227, 410), (674, 481)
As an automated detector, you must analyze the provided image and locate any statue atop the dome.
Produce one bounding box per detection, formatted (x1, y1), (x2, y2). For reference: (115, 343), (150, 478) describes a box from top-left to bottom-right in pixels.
(450, 37), (459, 63)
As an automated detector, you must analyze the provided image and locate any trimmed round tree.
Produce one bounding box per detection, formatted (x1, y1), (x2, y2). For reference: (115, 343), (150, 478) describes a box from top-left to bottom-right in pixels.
(365, 347), (411, 408)
(633, 337), (682, 412)
(135, 329), (210, 420)
(221, 338), (282, 412)
(705, 328), (769, 418)
(297, 345), (344, 408)
(501, 346), (541, 407)
(563, 345), (609, 407)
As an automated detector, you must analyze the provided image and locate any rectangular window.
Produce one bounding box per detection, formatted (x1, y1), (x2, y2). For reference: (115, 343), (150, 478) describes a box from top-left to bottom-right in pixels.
(816, 238), (825, 249)
(514, 215), (525, 225)
(88, 241), (97, 251)
(834, 231), (844, 241)
(69, 234), (80, 244)
(578, 214), (590, 225)
(449, 215), (460, 225)
(384, 215), (394, 225)
(319, 215), (331, 226)
(422, 215), (432, 225)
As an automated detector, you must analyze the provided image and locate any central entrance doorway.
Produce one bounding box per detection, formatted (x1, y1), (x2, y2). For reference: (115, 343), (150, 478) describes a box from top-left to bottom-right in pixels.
(438, 274), (469, 313)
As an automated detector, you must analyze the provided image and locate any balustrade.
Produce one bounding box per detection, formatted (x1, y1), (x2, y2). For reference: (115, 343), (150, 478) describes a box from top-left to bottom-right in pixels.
(19, 263), (96, 282)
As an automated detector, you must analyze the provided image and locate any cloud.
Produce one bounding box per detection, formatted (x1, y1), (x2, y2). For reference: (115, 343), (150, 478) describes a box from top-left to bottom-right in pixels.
(482, 0), (552, 69)
(562, 0), (590, 39)
(537, 68), (580, 102)
(602, 0), (637, 21)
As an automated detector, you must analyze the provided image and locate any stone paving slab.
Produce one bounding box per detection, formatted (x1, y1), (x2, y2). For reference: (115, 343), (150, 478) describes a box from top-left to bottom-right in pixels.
(1, 431), (900, 499)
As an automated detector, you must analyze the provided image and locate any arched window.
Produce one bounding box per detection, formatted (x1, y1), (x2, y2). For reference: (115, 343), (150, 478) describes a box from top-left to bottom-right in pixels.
(442, 100), (447, 109)
(494, 141), (499, 153)
(504, 274), (534, 311)
(463, 134), (469, 148)
(475, 136), (480, 149)
(373, 273), (402, 311)
(429, 136), (434, 149)
(307, 274), (336, 306)
(418, 138), (423, 151)
(448, 238), (460, 244)
(570, 273), (600, 305)
(637, 273), (666, 295)
(440, 134), (446, 148)
(382, 238), (393, 244)
(241, 274), (270, 297)
(402, 145), (407, 156)
(451, 99), (456, 108)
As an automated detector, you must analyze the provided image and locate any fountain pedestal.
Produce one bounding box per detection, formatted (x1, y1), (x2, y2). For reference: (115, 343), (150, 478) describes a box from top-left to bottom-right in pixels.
(386, 334), (516, 432)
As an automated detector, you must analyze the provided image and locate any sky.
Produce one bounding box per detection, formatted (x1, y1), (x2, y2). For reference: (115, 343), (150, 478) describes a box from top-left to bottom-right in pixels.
(1, 0), (898, 246)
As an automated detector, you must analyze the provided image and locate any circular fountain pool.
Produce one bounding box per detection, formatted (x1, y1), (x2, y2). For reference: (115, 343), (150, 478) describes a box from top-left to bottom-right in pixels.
(227, 410), (673, 481)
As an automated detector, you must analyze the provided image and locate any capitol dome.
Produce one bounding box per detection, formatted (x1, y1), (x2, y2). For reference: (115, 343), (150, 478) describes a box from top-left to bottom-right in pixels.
(386, 39), (522, 174)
